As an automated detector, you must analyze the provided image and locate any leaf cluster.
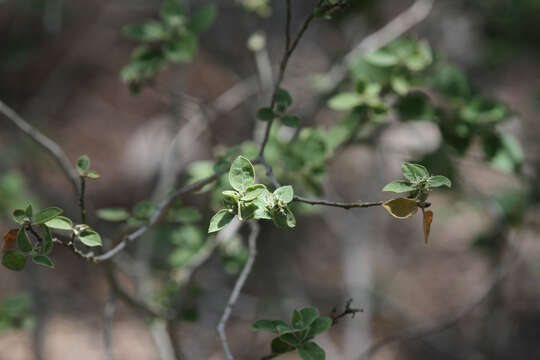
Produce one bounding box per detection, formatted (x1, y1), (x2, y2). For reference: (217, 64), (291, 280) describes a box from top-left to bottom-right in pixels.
(257, 88), (301, 128)
(252, 307), (332, 360)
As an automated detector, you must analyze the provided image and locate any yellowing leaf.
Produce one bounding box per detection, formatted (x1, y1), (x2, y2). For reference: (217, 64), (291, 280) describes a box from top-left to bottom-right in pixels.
(2, 229), (18, 254)
(383, 198), (418, 219)
(423, 209), (433, 243)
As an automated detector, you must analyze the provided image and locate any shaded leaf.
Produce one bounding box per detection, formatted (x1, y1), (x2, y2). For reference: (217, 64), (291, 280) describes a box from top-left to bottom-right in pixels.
(257, 107), (275, 121)
(17, 228), (32, 253)
(188, 4), (217, 34)
(307, 317), (332, 337)
(12, 209), (26, 224)
(32, 255), (54, 269)
(281, 115), (300, 128)
(271, 336), (294, 354)
(2, 251), (26, 271)
(300, 308), (319, 327)
(275, 88), (293, 107)
(383, 198), (418, 219)
(297, 341), (326, 360)
(428, 175), (451, 188)
(39, 225), (53, 255)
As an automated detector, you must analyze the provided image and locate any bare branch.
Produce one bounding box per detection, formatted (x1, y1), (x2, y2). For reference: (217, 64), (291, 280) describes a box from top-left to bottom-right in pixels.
(0, 100), (80, 196)
(255, 156), (281, 189)
(294, 196), (383, 209)
(331, 298), (363, 325)
(217, 222), (260, 360)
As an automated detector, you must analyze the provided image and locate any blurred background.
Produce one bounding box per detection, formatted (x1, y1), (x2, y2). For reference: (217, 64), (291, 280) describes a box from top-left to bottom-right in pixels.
(1, 0), (539, 359)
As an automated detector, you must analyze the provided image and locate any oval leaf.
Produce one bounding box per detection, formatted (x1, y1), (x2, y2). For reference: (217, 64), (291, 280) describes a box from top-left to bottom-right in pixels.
(17, 228), (33, 253)
(382, 180), (415, 193)
(78, 230), (102, 247)
(271, 336), (294, 354)
(45, 216), (73, 231)
(77, 155), (90, 174)
(383, 198), (418, 219)
(33, 207), (63, 225)
(257, 107), (275, 121)
(297, 341), (326, 360)
(328, 92), (362, 111)
(243, 184), (267, 201)
(300, 307), (319, 327)
(12, 209), (26, 224)
(208, 209), (235, 233)
(428, 175), (451, 188)
(281, 115), (300, 128)
(401, 162), (429, 183)
(274, 185), (294, 204)
(32, 255), (54, 269)
(2, 251), (27, 271)
(96, 208), (130, 222)
(307, 317), (332, 337)
(39, 225), (53, 255)
(229, 156), (255, 192)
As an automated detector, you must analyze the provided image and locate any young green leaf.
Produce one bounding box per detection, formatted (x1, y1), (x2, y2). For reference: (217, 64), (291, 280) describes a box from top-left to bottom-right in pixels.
(188, 4), (217, 34)
(271, 337), (294, 354)
(86, 170), (101, 179)
(25, 205), (33, 219)
(364, 50), (399, 67)
(274, 185), (294, 204)
(281, 115), (300, 128)
(401, 162), (429, 182)
(208, 209), (235, 233)
(164, 33), (198, 63)
(428, 175), (451, 188)
(285, 208), (296, 228)
(239, 202), (258, 220)
(229, 156), (255, 192)
(2, 251), (27, 271)
(251, 320), (278, 332)
(292, 310), (305, 329)
(328, 92), (362, 111)
(32, 255), (54, 269)
(382, 180), (416, 193)
(12, 209), (26, 224)
(300, 308), (319, 327)
(275, 88), (293, 107)
(123, 20), (167, 41)
(33, 207), (63, 225)
(307, 317), (332, 337)
(39, 225), (53, 255)
(96, 208), (130, 222)
(243, 184), (267, 201)
(77, 155), (90, 174)
(44, 216), (73, 230)
(160, 0), (186, 26)
(256, 107), (276, 121)
(297, 341), (326, 360)
(17, 228), (32, 253)
(78, 230), (102, 247)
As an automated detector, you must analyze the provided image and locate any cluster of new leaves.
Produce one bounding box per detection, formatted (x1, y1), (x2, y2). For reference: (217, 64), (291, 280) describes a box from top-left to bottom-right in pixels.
(76, 155), (100, 179)
(121, 0), (217, 93)
(0, 294), (33, 333)
(382, 162), (451, 242)
(208, 156), (296, 233)
(252, 307), (332, 360)
(257, 88), (301, 128)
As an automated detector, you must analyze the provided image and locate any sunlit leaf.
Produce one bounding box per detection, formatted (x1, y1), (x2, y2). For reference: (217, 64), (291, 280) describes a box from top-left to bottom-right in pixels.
(208, 209), (235, 233)
(44, 216), (73, 230)
(229, 156), (255, 192)
(382, 180), (415, 193)
(32, 255), (54, 269)
(33, 207), (63, 225)
(78, 230), (102, 247)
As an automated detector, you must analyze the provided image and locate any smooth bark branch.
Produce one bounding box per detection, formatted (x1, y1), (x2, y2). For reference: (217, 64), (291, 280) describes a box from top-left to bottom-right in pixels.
(0, 100), (80, 196)
(217, 222), (260, 360)
(294, 196), (384, 209)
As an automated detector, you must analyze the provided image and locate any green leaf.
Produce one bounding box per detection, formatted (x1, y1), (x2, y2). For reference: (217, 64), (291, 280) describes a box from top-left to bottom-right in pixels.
(428, 175), (451, 188)
(208, 209), (235, 233)
(300, 308), (319, 327)
(297, 341), (326, 360)
(33, 207), (63, 225)
(256, 107), (275, 121)
(96, 208), (130, 222)
(271, 336), (294, 354)
(44, 216), (73, 231)
(363, 50), (399, 67)
(39, 225), (53, 255)
(17, 228), (32, 253)
(228, 156), (255, 192)
(25, 205), (33, 219)
(12, 209), (26, 224)
(165, 33), (198, 63)
(160, 0), (186, 26)
(32, 255), (54, 269)
(382, 180), (416, 193)
(272, 207), (296, 228)
(328, 92), (362, 110)
(253, 198), (273, 220)
(78, 230), (102, 247)
(391, 76), (409, 95)
(292, 310), (305, 329)
(251, 320), (278, 332)
(188, 4), (217, 34)
(76, 155), (90, 174)
(222, 190), (240, 201)
(239, 202), (258, 220)
(286, 208), (296, 228)
(133, 201), (157, 220)
(123, 20), (167, 41)
(307, 317), (332, 337)
(281, 115), (300, 128)
(274, 185), (294, 204)
(279, 333), (300, 346)
(275, 88), (293, 107)
(243, 184), (267, 201)
(2, 251), (26, 271)
(168, 207), (202, 224)
(401, 162), (429, 183)
(86, 170), (101, 179)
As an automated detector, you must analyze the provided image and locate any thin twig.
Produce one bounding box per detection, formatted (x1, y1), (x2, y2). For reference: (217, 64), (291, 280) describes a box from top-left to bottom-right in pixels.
(294, 196), (383, 209)
(0, 100), (80, 196)
(331, 298), (363, 325)
(217, 222), (260, 360)
(79, 176), (87, 224)
(255, 156), (281, 189)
